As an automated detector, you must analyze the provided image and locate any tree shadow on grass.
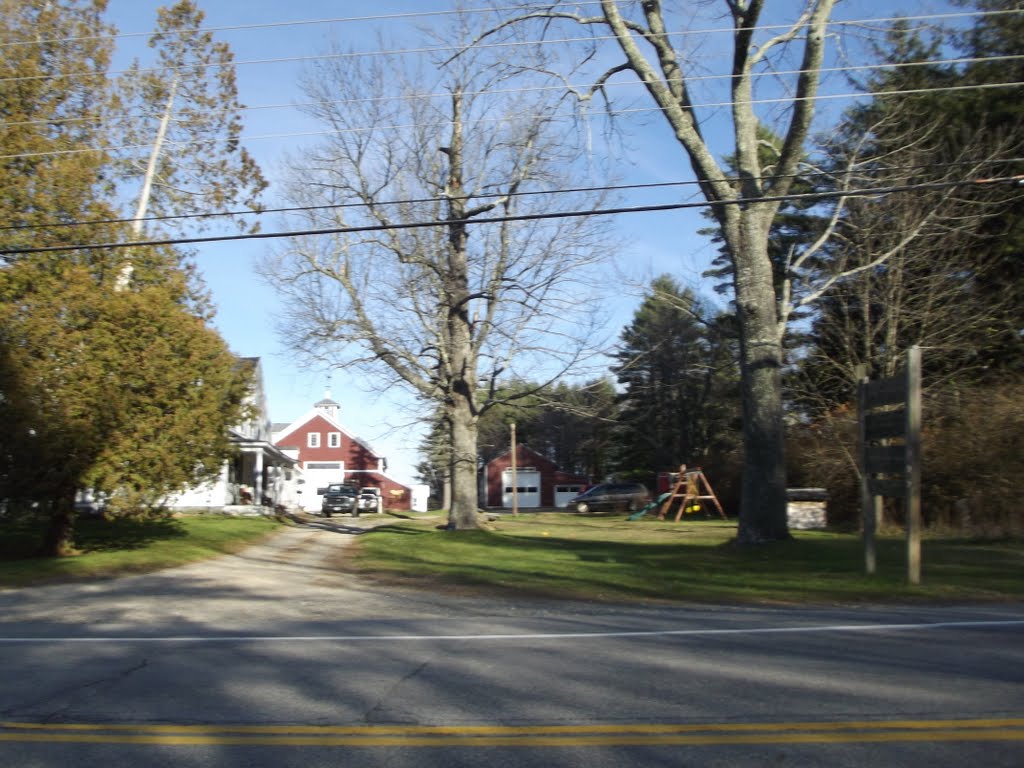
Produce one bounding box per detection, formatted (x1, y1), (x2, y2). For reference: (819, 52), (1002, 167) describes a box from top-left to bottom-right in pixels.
(1, 515), (188, 560)
(361, 524), (430, 537)
(0, 518), (47, 560)
(69, 516), (188, 553)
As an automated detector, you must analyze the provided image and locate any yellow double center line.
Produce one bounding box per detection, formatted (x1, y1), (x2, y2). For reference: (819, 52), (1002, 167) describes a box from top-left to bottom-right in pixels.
(1, 718), (1023, 747)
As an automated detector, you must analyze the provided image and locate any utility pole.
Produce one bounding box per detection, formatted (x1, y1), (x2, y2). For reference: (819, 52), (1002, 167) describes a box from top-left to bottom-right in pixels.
(510, 422), (519, 516)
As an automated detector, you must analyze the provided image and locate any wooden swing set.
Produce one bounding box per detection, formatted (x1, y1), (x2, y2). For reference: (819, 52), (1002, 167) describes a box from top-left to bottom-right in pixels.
(657, 464), (727, 521)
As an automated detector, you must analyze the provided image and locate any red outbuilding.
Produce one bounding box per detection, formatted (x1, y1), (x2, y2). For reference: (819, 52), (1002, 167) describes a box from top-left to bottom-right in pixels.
(484, 445), (589, 509)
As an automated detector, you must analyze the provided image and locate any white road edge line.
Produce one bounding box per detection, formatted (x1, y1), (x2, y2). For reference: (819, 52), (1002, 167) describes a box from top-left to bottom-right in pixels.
(1, 619), (1022, 643)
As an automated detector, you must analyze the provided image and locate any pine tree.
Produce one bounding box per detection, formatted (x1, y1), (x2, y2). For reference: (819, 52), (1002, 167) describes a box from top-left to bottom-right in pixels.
(0, 1), (256, 555)
(114, 0), (266, 237)
(786, 5), (1024, 529)
(0, 0), (119, 259)
(951, 0), (1024, 372)
(612, 276), (741, 477)
(0, 257), (252, 556)
(474, 379), (618, 480)
(795, 8), (1024, 412)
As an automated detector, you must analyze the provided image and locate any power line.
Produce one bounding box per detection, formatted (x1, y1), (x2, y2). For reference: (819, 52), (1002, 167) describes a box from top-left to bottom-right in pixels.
(0, 179), (687, 233)
(0, 3), (605, 49)
(6, 52), (1020, 134)
(1, 9), (1014, 85)
(4, 7), (1012, 54)
(3, 175), (1019, 258)
(6, 157), (1021, 235)
(4, 78), (1020, 163)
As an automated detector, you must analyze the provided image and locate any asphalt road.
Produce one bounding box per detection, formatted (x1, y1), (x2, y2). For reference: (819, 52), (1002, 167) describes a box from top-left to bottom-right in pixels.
(1, 519), (1022, 767)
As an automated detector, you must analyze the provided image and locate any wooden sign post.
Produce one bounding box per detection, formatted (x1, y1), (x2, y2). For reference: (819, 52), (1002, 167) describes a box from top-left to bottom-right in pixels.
(857, 346), (923, 584)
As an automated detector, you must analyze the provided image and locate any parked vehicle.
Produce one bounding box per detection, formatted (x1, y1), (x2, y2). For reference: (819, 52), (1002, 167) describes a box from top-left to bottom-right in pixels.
(318, 483), (358, 517)
(569, 482), (650, 514)
(357, 487), (382, 514)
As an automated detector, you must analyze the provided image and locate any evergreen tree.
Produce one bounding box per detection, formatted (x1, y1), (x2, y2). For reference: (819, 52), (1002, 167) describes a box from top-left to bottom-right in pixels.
(795, 8), (1024, 415)
(475, 379), (618, 481)
(0, 1), (256, 555)
(0, 0), (119, 259)
(612, 276), (741, 478)
(114, 0), (267, 238)
(0, 257), (251, 555)
(785, 5), (1024, 528)
(950, 0), (1024, 373)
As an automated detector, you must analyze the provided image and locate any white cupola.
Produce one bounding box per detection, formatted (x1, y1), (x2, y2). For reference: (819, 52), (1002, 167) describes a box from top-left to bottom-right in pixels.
(314, 390), (340, 420)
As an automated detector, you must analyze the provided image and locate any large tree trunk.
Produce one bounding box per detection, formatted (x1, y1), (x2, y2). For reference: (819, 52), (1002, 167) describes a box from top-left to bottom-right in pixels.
(448, 395), (480, 529)
(442, 467), (453, 512)
(442, 87), (482, 531)
(733, 214), (790, 544)
(40, 497), (77, 557)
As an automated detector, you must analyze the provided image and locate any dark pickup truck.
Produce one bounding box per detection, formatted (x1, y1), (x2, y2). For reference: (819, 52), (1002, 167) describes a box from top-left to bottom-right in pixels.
(318, 483), (359, 517)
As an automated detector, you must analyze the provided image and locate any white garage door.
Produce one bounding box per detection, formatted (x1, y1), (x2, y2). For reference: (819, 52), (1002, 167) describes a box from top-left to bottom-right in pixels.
(302, 462), (345, 511)
(554, 484), (584, 508)
(501, 469), (541, 508)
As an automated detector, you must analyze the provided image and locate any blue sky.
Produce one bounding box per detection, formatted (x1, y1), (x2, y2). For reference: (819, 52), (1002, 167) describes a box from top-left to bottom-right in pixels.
(101, 0), (961, 484)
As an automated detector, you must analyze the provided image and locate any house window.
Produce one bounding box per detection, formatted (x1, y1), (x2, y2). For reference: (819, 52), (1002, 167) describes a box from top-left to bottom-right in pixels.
(308, 432), (320, 448)
(305, 462), (342, 470)
(327, 432), (341, 448)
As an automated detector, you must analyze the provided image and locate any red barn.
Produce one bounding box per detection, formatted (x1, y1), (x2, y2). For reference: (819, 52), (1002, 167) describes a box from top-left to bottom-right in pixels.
(273, 395), (413, 511)
(484, 445), (589, 509)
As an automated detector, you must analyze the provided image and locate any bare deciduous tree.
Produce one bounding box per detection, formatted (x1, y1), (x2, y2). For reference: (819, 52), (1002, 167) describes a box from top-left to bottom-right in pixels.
(475, 0), (836, 542)
(789, 96), (1023, 487)
(463, 1), (1021, 541)
(784, 12), (1024, 527)
(264, 33), (611, 528)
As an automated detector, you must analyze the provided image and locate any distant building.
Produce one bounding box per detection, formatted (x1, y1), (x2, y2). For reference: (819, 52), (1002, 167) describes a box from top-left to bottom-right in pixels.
(272, 395), (417, 512)
(167, 358), (297, 512)
(483, 445), (589, 509)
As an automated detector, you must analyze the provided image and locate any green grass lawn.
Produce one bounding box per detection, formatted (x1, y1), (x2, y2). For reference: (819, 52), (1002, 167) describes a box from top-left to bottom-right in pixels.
(349, 512), (1024, 604)
(0, 514), (281, 589)
(3, 511), (1021, 604)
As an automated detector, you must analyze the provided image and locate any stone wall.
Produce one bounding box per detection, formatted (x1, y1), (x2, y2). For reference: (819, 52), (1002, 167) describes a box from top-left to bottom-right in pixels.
(786, 488), (829, 530)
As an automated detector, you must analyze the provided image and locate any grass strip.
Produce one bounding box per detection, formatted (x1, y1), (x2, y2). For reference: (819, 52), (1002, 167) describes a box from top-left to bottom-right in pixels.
(0, 515), (281, 588)
(349, 513), (1024, 604)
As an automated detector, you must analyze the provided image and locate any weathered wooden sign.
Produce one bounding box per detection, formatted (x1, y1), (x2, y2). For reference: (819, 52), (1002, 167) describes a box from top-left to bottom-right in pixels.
(857, 346), (922, 584)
